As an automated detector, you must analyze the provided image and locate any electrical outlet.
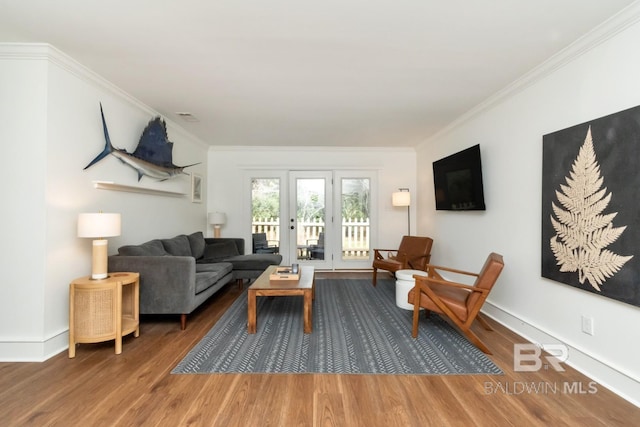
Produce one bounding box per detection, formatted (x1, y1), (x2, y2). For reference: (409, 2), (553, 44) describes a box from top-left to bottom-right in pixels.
(581, 315), (594, 336)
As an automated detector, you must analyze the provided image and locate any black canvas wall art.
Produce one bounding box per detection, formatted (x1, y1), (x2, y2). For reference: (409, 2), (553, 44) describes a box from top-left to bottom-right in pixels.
(542, 105), (640, 307)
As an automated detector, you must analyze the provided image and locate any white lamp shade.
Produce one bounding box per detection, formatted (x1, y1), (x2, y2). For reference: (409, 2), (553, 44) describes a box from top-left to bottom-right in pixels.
(208, 212), (226, 225)
(392, 191), (411, 207)
(78, 213), (121, 238)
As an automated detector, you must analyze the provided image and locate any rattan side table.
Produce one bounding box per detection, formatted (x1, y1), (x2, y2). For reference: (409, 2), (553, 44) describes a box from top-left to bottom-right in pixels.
(68, 272), (140, 358)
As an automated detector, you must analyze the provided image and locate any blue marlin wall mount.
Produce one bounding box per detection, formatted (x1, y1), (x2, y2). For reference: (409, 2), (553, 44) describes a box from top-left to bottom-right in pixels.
(84, 103), (199, 181)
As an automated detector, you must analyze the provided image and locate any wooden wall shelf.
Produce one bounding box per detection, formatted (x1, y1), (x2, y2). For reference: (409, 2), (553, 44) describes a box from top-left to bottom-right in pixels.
(93, 181), (186, 197)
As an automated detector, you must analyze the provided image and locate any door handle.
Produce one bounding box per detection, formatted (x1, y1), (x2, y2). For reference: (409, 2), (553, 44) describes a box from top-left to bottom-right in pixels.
(290, 225), (295, 230)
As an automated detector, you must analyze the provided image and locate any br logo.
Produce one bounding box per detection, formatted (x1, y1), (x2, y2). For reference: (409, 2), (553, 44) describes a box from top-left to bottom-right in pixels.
(513, 343), (568, 372)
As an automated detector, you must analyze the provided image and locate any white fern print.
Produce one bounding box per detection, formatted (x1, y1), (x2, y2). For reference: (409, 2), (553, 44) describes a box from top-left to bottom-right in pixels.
(549, 126), (633, 291)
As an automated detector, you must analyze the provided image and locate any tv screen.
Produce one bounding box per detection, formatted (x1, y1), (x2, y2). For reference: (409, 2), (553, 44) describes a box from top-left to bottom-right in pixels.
(432, 144), (486, 211)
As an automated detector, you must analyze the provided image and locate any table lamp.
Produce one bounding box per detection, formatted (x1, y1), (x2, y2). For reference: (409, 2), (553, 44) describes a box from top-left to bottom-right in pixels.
(208, 212), (226, 238)
(78, 212), (121, 279)
(392, 188), (411, 236)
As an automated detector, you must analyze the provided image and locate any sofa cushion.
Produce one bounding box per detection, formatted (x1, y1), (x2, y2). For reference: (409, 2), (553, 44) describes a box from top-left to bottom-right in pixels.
(224, 254), (282, 271)
(196, 261), (233, 274)
(187, 231), (206, 259)
(194, 262), (233, 293)
(118, 239), (167, 256)
(161, 235), (192, 256)
(200, 240), (240, 262)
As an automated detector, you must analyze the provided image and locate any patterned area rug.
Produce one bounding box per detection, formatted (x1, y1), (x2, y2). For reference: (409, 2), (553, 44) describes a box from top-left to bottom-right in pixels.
(172, 278), (503, 375)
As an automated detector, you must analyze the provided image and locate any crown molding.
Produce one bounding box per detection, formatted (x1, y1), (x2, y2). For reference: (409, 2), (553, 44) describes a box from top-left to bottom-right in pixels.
(0, 43), (151, 113)
(208, 145), (416, 152)
(0, 42), (210, 150)
(418, 2), (640, 149)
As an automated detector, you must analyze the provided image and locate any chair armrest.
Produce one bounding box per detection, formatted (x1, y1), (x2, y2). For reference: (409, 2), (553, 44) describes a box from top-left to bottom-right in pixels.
(374, 249), (398, 260)
(414, 275), (489, 295)
(426, 263), (480, 278)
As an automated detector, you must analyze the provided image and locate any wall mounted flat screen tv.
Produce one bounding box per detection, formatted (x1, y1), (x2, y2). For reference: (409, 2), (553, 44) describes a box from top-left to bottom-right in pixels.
(432, 144), (486, 211)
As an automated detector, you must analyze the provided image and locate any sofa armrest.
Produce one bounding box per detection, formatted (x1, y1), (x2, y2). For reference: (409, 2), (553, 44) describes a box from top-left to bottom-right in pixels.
(205, 237), (245, 255)
(108, 255), (196, 313)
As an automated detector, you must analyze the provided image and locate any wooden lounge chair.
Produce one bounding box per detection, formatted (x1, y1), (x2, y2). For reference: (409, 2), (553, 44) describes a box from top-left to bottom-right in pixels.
(408, 252), (504, 354)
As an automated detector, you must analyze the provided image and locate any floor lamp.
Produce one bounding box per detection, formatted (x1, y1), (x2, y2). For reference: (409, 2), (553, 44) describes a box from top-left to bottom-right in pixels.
(392, 188), (410, 236)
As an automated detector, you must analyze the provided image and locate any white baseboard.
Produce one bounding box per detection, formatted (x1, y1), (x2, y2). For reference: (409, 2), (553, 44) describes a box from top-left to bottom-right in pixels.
(0, 329), (68, 362)
(482, 302), (640, 408)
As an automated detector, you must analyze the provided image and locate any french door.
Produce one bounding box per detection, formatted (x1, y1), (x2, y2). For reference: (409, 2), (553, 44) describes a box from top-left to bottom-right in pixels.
(289, 171), (333, 269)
(249, 170), (375, 269)
(333, 171), (375, 269)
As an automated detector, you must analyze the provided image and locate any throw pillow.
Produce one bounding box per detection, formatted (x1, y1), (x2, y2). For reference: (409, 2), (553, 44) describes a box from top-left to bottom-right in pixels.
(202, 241), (239, 261)
(187, 231), (206, 259)
(118, 239), (167, 256)
(161, 235), (192, 256)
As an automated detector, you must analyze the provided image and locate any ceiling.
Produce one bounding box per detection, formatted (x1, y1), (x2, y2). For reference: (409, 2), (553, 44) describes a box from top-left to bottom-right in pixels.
(0, 1), (636, 147)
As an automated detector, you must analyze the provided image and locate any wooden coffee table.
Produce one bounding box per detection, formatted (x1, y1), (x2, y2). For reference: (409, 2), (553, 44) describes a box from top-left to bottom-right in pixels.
(247, 265), (315, 334)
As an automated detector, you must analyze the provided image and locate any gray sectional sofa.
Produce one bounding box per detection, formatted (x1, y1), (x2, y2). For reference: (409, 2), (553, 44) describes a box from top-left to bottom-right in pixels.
(108, 232), (282, 329)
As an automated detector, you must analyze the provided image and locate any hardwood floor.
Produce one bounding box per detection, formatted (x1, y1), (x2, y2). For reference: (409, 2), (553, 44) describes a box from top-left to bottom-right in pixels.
(1, 272), (638, 426)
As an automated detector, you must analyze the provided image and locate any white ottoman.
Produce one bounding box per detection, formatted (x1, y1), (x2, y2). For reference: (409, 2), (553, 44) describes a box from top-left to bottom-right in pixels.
(395, 269), (428, 310)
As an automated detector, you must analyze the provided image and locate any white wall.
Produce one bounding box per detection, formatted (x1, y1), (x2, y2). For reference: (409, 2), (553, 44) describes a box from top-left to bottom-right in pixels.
(0, 46), (49, 359)
(0, 44), (209, 361)
(416, 8), (640, 405)
(207, 146), (417, 257)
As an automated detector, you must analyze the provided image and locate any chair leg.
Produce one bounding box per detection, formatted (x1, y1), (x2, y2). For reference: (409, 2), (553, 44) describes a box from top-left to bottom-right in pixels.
(460, 328), (492, 355)
(412, 301), (421, 338)
(475, 313), (493, 331)
(372, 268), (378, 286)
(434, 310), (493, 354)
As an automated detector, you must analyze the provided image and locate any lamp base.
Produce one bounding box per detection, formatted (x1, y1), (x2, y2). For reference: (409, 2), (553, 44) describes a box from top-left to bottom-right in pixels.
(91, 239), (109, 280)
(214, 225), (221, 238)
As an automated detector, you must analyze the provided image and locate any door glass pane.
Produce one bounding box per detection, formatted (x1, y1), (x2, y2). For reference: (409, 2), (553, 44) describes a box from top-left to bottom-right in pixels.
(341, 178), (370, 260)
(297, 178), (325, 261)
(251, 178), (280, 254)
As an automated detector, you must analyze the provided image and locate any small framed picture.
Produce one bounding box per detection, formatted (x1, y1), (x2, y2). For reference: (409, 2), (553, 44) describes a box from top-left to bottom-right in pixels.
(191, 173), (202, 203)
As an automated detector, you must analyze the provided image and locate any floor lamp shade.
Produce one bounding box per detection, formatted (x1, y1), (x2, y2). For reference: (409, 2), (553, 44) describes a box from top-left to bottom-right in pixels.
(78, 213), (121, 279)
(392, 191), (410, 207)
(208, 212), (226, 238)
(392, 189), (411, 236)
